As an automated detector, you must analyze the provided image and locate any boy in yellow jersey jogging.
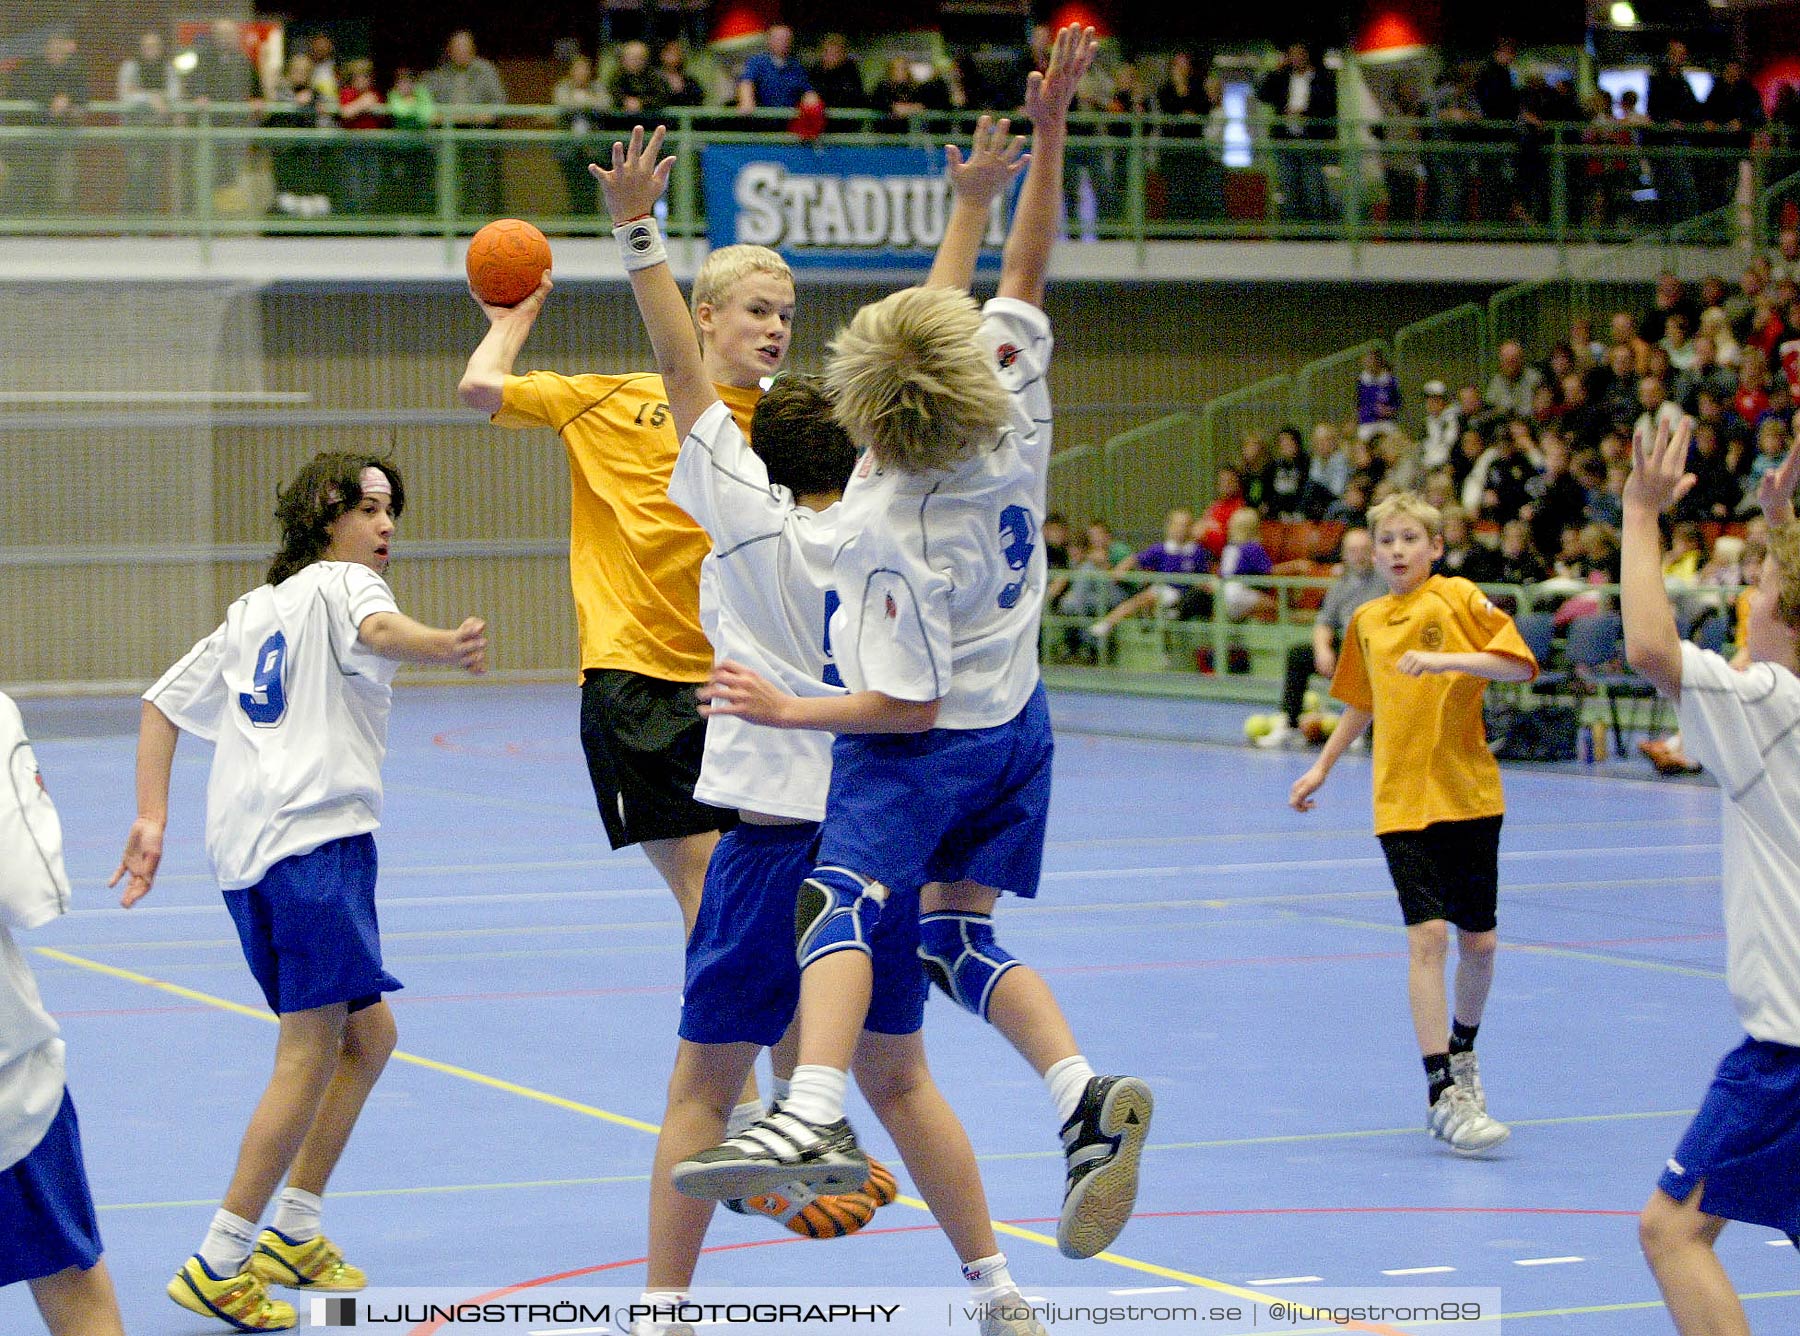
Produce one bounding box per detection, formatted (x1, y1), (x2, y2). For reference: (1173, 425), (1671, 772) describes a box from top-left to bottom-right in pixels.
(1289, 491), (1537, 1155)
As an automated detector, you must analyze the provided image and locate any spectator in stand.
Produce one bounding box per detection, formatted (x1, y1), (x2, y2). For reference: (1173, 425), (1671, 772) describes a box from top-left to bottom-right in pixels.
(1261, 526), (1384, 748)
(1219, 507), (1277, 620)
(1698, 307), (1742, 368)
(1473, 36), (1521, 222)
(609, 42), (657, 115)
(1610, 310), (1654, 372)
(1304, 422), (1351, 519)
(1724, 263), (1765, 341)
(1437, 506), (1501, 581)
(1643, 271), (1701, 347)
(1463, 417), (1544, 521)
(1269, 426), (1309, 519)
(1356, 347), (1402, 441)
(1496, 519), (1546, 585)
(1157, 50), (1208, 122)
(1108, 61), (1150, 116)
(1570, 314), (1606, 368)
(303, 31), (339, 103)
(428, 30), (506, 215)
(1456, 381), (1503, 441)
(1374, 430), (1422, 494)
(1422, 466), (1457, 513)
(1594, 341), (1646, 426)
(11, 32), (86, 214)
(267, 53), (329, 217)
(1704, 59), (1764, 210)
(654, 41), (706, 109)
(178, 19), (264, 203)
(117, 31), (178, 215)
(335, 58), (385, 216)
(1196, 466), (1248, 559)
(551, 53), (605, 213)
(1324, 476), (1371, 527)
(1085, 507), (1211, 643)
(1768, 226), (1800, 289)
(1238, 432), (1276, 512)
(808, 33), (867, 116)
(1581, 88), (1634, 228)
(1258, 43), (1336, 224)
(1645, 39), (1703, 224)
(1419, 380), (1461, 470)
(1560, 371), (1606, 447)
(1679, 421), (1739, 522)
(1427, 61), (1482, 224)
(1524, 434), (1588, 557)
(1057, 521), (1130, 626)
(1661, 313), (1698, 374)
(1674, 332), (1738, 410)
(1486, 340), (1544, 420)
(384, 67), (435, 213)
(737, 24), (816, 113)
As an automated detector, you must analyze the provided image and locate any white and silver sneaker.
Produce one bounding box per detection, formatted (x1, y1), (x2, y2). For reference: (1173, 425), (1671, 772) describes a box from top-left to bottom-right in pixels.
(671, 1109), (869, 1200)
(978, 1291), (1049, 1336)
(1448, 1050), (1487, 1111)
(1427, 1084), (1510, 1156)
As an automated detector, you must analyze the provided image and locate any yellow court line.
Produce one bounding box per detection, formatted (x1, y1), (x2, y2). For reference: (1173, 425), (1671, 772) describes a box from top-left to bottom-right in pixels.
(38, 945), (1412, 1332)
(1500, 1290), (1800, 1321)
(33, 946), (659, 1134)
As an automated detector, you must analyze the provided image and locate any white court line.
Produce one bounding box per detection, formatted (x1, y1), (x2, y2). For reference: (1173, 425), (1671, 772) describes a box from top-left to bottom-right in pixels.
(1770, 1239), (1795, 1248)
(1248, 1276), (1324, 1285)
(1513, 1256), (1585, 1267)
(1381, 1266), (1456, 1276)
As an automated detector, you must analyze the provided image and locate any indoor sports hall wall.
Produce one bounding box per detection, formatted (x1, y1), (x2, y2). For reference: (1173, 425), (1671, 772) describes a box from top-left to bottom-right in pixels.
(0, 277), (1498, 690)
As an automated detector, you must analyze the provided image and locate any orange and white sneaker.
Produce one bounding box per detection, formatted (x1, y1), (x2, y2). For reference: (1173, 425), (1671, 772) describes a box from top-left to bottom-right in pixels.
(725, 1156), (899, 1238)
(168, 1255), (297, 1331)
(246, 1228), (366, 1290)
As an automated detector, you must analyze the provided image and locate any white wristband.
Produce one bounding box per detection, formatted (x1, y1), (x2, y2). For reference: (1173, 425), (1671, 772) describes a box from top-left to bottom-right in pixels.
(614, 216), (668, 271)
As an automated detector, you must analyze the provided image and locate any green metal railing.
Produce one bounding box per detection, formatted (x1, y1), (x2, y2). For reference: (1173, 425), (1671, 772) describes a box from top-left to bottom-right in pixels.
(0, 102), (1783, 254)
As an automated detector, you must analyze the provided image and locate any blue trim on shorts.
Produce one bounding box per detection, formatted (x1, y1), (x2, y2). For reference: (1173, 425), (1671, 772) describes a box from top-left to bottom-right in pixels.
(0, 1089), (103, 1286)
(1658, 1035), (1800, 1234)
(224, 833), (402, 1015)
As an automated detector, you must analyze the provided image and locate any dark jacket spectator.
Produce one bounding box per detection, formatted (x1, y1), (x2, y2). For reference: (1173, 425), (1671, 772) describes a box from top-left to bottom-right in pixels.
(808, 34), (867, 110)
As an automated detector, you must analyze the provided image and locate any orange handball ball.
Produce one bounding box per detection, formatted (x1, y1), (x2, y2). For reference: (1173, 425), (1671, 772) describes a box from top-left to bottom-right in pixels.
(466, 219), (552, 307)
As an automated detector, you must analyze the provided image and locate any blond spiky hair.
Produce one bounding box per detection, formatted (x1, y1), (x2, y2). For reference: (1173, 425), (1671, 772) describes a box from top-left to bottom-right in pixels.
(1768, 521), (1800, 633)
(826, 286), (1011, 473)
(691, 244), (792, 321)
(1366, 489), (1444, 540)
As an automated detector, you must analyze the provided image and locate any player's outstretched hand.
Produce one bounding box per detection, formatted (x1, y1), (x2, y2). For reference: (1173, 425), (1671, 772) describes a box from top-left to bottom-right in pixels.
(945, 115), (1027, 210)
(450, 617), (488, 675)
(471, 273), (552, 325)
(110, 816), (165, 907)
(1024, 24), (1099, 129)
(590, 123), (675, 226)
(1624, 415), (1696, 514)
(1756, 419), (1800, 523)
(698, 660), (793, 727)
(1288, 766), (1326, 813)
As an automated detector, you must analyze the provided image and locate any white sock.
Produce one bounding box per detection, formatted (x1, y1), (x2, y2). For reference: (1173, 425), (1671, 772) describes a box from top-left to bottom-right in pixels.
(632, 1291), (688, 1336)
(770, 1075), (792, 1106)
(197, 1208), (258, 1276)
(780, 1065), (848, 1125)
(271, 1186), (323, 1241)
(726, 1099), (763, 1137)
(1047, 1055), (1096, 1124)
(961, 1252), (1016, 1303)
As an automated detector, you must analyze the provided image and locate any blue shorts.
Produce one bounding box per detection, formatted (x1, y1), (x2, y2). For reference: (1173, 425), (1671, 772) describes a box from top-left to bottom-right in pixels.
(680, 823), (928, 1043)
(224, 834), (401, 1016)
(0, 1089), (103, 1287)
(818, 681), (1052, 902)
(1659, 1035), (1800, 1236)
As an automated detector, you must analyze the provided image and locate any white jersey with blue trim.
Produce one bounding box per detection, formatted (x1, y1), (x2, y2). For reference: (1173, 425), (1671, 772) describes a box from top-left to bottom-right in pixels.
(670, 400), (846, 821)
(1674, 642), (1800, 1046)
(829, 296), (1053, 730)
(0, 923), (63, 1173)
(145, 561), (400, 891)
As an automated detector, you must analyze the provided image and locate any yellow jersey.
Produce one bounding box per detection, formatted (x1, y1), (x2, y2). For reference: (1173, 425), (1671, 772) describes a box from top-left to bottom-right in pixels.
(1330, 574), (1537, 834)
(495, 371), (761, 681)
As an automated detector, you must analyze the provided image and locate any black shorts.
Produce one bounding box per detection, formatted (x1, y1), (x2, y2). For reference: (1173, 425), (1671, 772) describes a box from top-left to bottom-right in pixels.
(579, 669), (736, 850)
(1377, 814), (1503, 932)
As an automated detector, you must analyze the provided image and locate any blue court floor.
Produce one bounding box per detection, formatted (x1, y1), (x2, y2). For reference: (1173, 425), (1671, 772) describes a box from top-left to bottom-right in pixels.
(3, 684), (1794, 1334)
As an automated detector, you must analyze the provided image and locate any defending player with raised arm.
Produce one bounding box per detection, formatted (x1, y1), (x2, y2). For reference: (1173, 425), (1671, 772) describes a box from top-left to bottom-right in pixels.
(113, 454), (486, 1333)
(675, 26), (1158, 1270)
(1623, 415), (1800, 1336)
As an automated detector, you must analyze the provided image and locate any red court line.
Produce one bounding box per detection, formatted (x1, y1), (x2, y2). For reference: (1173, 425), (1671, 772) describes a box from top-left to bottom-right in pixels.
(405, 1205), (1638, 1335)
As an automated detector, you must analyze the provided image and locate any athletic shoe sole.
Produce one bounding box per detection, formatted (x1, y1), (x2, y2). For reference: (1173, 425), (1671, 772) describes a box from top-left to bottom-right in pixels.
(1057, 1077), (1153, 1259)
(671, 1152), (869, 1201)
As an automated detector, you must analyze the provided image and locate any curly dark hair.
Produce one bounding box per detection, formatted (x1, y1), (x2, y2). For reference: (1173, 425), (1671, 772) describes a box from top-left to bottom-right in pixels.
(266, 452), (406, 586)
(750, 373), (857, 500)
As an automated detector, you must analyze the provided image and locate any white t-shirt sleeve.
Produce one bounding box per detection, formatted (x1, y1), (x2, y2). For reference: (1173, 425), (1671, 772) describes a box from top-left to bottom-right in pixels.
(144, 619), (231, 741)
(843, 559), (951, 703)
(668, 401), (791, 552)
(1676, 642), (1800, 797)
(977, 297), (1054, 470)
(329, 565), (402, 677)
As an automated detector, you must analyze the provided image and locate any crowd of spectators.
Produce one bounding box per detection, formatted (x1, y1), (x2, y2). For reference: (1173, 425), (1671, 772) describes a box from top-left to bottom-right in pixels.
(16, 22), (1799, 227)
(1048, 260), (1795, 669)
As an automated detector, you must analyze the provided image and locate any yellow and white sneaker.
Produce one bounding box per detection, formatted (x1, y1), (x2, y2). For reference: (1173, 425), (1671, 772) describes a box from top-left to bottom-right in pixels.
(168, 1255), (297, 1331)
(246, 1229), (366, 1290)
